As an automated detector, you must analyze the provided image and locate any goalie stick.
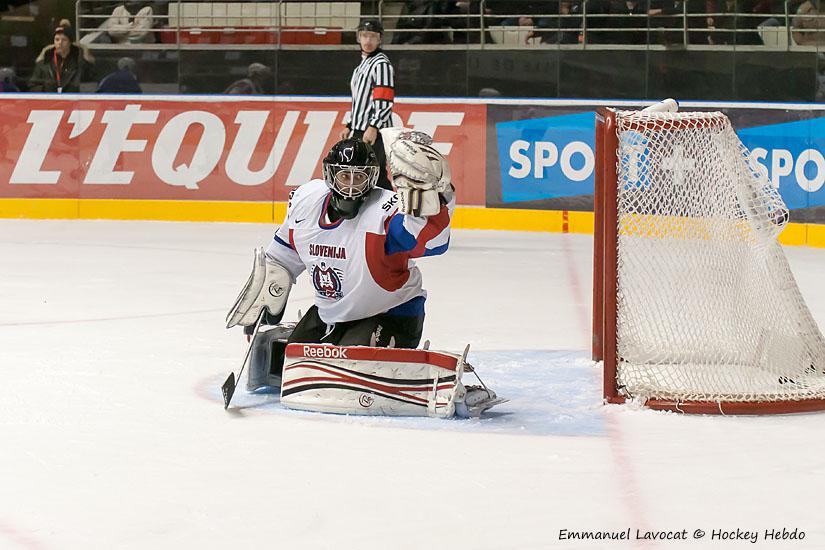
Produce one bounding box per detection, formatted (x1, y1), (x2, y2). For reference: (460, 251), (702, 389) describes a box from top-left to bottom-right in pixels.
(221, 310), (265, 409)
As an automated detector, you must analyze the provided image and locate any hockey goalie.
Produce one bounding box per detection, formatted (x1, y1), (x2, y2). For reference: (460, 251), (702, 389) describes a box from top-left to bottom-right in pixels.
(222, 128), (504, 418)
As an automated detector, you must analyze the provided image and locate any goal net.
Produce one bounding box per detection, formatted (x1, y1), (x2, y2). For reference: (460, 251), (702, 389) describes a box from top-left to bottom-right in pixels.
(593, 102), (825, 414)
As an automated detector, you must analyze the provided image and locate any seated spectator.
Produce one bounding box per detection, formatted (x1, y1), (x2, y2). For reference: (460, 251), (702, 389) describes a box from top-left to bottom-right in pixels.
(0, 68), (20, 92)
(684, 0), (712, 44)
(224, 63), (274, 95)
(487, 0), (543, 26)
(392, 1), (454, 44)
(607, 0), (648, 43)
(96, 57), (142, 93)
(793, 0), (825, 44)
(706, 0), (763, 44)
(80, 4), (155, 45)
(647, 0), (684, 45)
(583, 0), (615, 44)
(524, 1), (582, 44)
(29, 21), (95, 93)
(448, 1), (495, 44)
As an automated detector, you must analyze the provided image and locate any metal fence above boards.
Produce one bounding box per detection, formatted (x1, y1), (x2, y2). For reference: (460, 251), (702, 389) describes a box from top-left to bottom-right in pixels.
(74, 0), (825, 51)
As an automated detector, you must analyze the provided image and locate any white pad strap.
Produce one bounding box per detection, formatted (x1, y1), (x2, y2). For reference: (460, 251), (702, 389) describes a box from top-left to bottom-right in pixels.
(226, 248), (293, 328)
(280, 344), (502, 418)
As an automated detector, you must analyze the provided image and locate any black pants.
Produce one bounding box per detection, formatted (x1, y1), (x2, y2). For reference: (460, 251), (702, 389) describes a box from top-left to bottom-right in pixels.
(287, 305), (424, 349)
(351, 129), (392, 191)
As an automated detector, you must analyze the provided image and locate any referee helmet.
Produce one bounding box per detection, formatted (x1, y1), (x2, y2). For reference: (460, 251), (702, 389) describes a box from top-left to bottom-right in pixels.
(356, 19), (384, 35)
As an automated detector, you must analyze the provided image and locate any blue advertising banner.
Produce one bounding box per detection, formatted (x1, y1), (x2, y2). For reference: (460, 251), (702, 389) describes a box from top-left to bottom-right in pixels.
(496, 112), (595, 204)
(738, 118), (825, 211)
(493, 109), (825, 214)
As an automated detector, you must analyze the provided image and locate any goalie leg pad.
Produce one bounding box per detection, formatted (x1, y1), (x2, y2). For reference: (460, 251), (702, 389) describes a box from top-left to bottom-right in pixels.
(226, 248), (293, 329)
(279, 344), (504, 418)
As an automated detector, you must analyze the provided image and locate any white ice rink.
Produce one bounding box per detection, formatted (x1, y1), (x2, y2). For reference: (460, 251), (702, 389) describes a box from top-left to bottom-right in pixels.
(2, 219), (824, 550)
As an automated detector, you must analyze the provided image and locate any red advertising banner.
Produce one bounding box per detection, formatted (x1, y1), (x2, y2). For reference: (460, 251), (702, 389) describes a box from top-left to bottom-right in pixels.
(0, 97), (486, 206)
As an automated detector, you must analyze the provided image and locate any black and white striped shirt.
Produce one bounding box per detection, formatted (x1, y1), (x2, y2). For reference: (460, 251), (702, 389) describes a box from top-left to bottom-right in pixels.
(346, 49), (395, 132)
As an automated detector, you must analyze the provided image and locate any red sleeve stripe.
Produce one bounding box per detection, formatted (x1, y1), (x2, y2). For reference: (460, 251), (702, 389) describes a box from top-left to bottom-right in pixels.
(373, 86), (394, 101)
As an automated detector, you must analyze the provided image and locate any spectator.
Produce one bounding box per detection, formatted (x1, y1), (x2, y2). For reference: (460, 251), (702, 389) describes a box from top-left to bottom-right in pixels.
(392, 0), (455, 44)
(0, 68), (20, 92)
(96, 57), (142, 93)
(223, 63), (274, 94)
(646, 0), (683, 45)
(29, 20), (94, 93)
(685, 0), (713, 44)
(478, 87), (502, 96)
(706, 0), (762, 44)
(793, 0), (825, 44)
(79, 4), (156, 45)
(528, 1), (583, 44)
(487, 0), (543, 26)
(448, 1), (495, 44)
(583, 0), (615, 44)
(609, 0), (649, 44)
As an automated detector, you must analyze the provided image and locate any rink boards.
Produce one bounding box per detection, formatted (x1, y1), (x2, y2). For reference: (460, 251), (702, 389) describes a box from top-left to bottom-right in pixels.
(2, 94), (825, 246)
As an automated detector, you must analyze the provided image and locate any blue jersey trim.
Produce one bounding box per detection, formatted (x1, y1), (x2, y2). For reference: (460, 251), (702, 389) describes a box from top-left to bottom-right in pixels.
(386, 295), (426, 317)
(319, 193), (344, 230)
(385, 215), (417, 255)
(273, 234), (293, 250)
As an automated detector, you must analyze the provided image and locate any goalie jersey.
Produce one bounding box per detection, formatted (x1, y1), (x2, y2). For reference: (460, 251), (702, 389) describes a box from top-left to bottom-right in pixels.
(265, 179), (454, 324)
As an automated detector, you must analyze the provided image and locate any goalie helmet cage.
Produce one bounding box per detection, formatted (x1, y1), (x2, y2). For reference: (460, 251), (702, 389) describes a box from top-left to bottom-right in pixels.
(593, 105), (825, 414)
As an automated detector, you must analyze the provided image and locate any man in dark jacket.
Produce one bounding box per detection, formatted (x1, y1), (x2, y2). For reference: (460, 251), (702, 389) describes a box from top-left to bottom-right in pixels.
(0, 68), (20, 92)
(29, 22), (94, 93)
(223, 63), (273, 94)
(96, 57), (141, 93)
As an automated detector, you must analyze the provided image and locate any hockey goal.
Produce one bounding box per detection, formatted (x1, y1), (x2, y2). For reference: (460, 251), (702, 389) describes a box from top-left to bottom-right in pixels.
(593, 101), (825, 414)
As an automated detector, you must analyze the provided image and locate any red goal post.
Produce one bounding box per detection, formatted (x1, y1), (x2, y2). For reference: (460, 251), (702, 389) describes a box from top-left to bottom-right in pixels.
(593, 101), (825, 414)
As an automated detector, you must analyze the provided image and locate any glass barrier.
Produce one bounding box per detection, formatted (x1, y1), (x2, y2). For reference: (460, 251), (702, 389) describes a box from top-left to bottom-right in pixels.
(0, 0), (822, 100)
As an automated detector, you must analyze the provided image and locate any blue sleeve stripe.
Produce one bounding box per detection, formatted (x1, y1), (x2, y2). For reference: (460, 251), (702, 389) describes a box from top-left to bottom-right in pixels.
(423, 240), (450, 257)
(273, 234), (293, 250)
(385, 215), (418, 255)
(386, 295), (426, 317)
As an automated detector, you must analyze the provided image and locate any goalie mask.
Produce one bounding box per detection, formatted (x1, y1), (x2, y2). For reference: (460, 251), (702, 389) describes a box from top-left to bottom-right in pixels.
(322, 139), (380, 220)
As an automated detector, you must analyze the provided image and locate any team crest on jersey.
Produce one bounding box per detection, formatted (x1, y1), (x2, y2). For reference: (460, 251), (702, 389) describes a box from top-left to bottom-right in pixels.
(311, 261), (344, 300)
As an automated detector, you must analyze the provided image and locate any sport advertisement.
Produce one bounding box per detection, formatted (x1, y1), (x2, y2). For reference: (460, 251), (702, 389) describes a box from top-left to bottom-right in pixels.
(487, 103), (825, 223)
(0, 97), (486, 206)
(4, 97), (825, 224)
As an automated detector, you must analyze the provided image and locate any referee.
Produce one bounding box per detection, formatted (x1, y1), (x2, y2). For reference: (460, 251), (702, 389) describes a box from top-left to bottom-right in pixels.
(339, 19), (395, 190)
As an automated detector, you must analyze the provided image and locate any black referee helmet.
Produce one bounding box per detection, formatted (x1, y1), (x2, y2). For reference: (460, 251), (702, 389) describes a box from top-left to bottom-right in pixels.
(356, 19), (384, 35)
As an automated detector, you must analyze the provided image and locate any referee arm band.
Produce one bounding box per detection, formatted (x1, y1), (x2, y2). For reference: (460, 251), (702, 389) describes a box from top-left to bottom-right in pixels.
(373, 86), (394, 101)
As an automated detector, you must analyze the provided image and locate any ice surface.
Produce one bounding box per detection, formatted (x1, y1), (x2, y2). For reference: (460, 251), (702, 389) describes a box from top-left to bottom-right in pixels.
(1, 220), (824, 549)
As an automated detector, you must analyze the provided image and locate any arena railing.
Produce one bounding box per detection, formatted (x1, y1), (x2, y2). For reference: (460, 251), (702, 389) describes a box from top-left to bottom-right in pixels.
(74, 0), (825, 51)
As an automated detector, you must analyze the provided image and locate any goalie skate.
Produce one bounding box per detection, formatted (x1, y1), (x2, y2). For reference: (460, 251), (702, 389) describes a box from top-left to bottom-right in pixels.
(457, 386), (508, 418)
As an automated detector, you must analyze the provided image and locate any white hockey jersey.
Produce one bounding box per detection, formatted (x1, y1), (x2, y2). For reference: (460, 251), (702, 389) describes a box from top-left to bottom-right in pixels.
(265, 179), (454, 324)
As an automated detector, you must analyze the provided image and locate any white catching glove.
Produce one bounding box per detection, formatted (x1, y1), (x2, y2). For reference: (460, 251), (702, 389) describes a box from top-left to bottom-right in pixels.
(381, 127), (453, 217)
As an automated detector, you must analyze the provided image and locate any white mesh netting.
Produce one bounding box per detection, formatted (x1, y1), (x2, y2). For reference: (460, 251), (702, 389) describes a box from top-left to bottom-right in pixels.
(613, 109), (825, 404)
